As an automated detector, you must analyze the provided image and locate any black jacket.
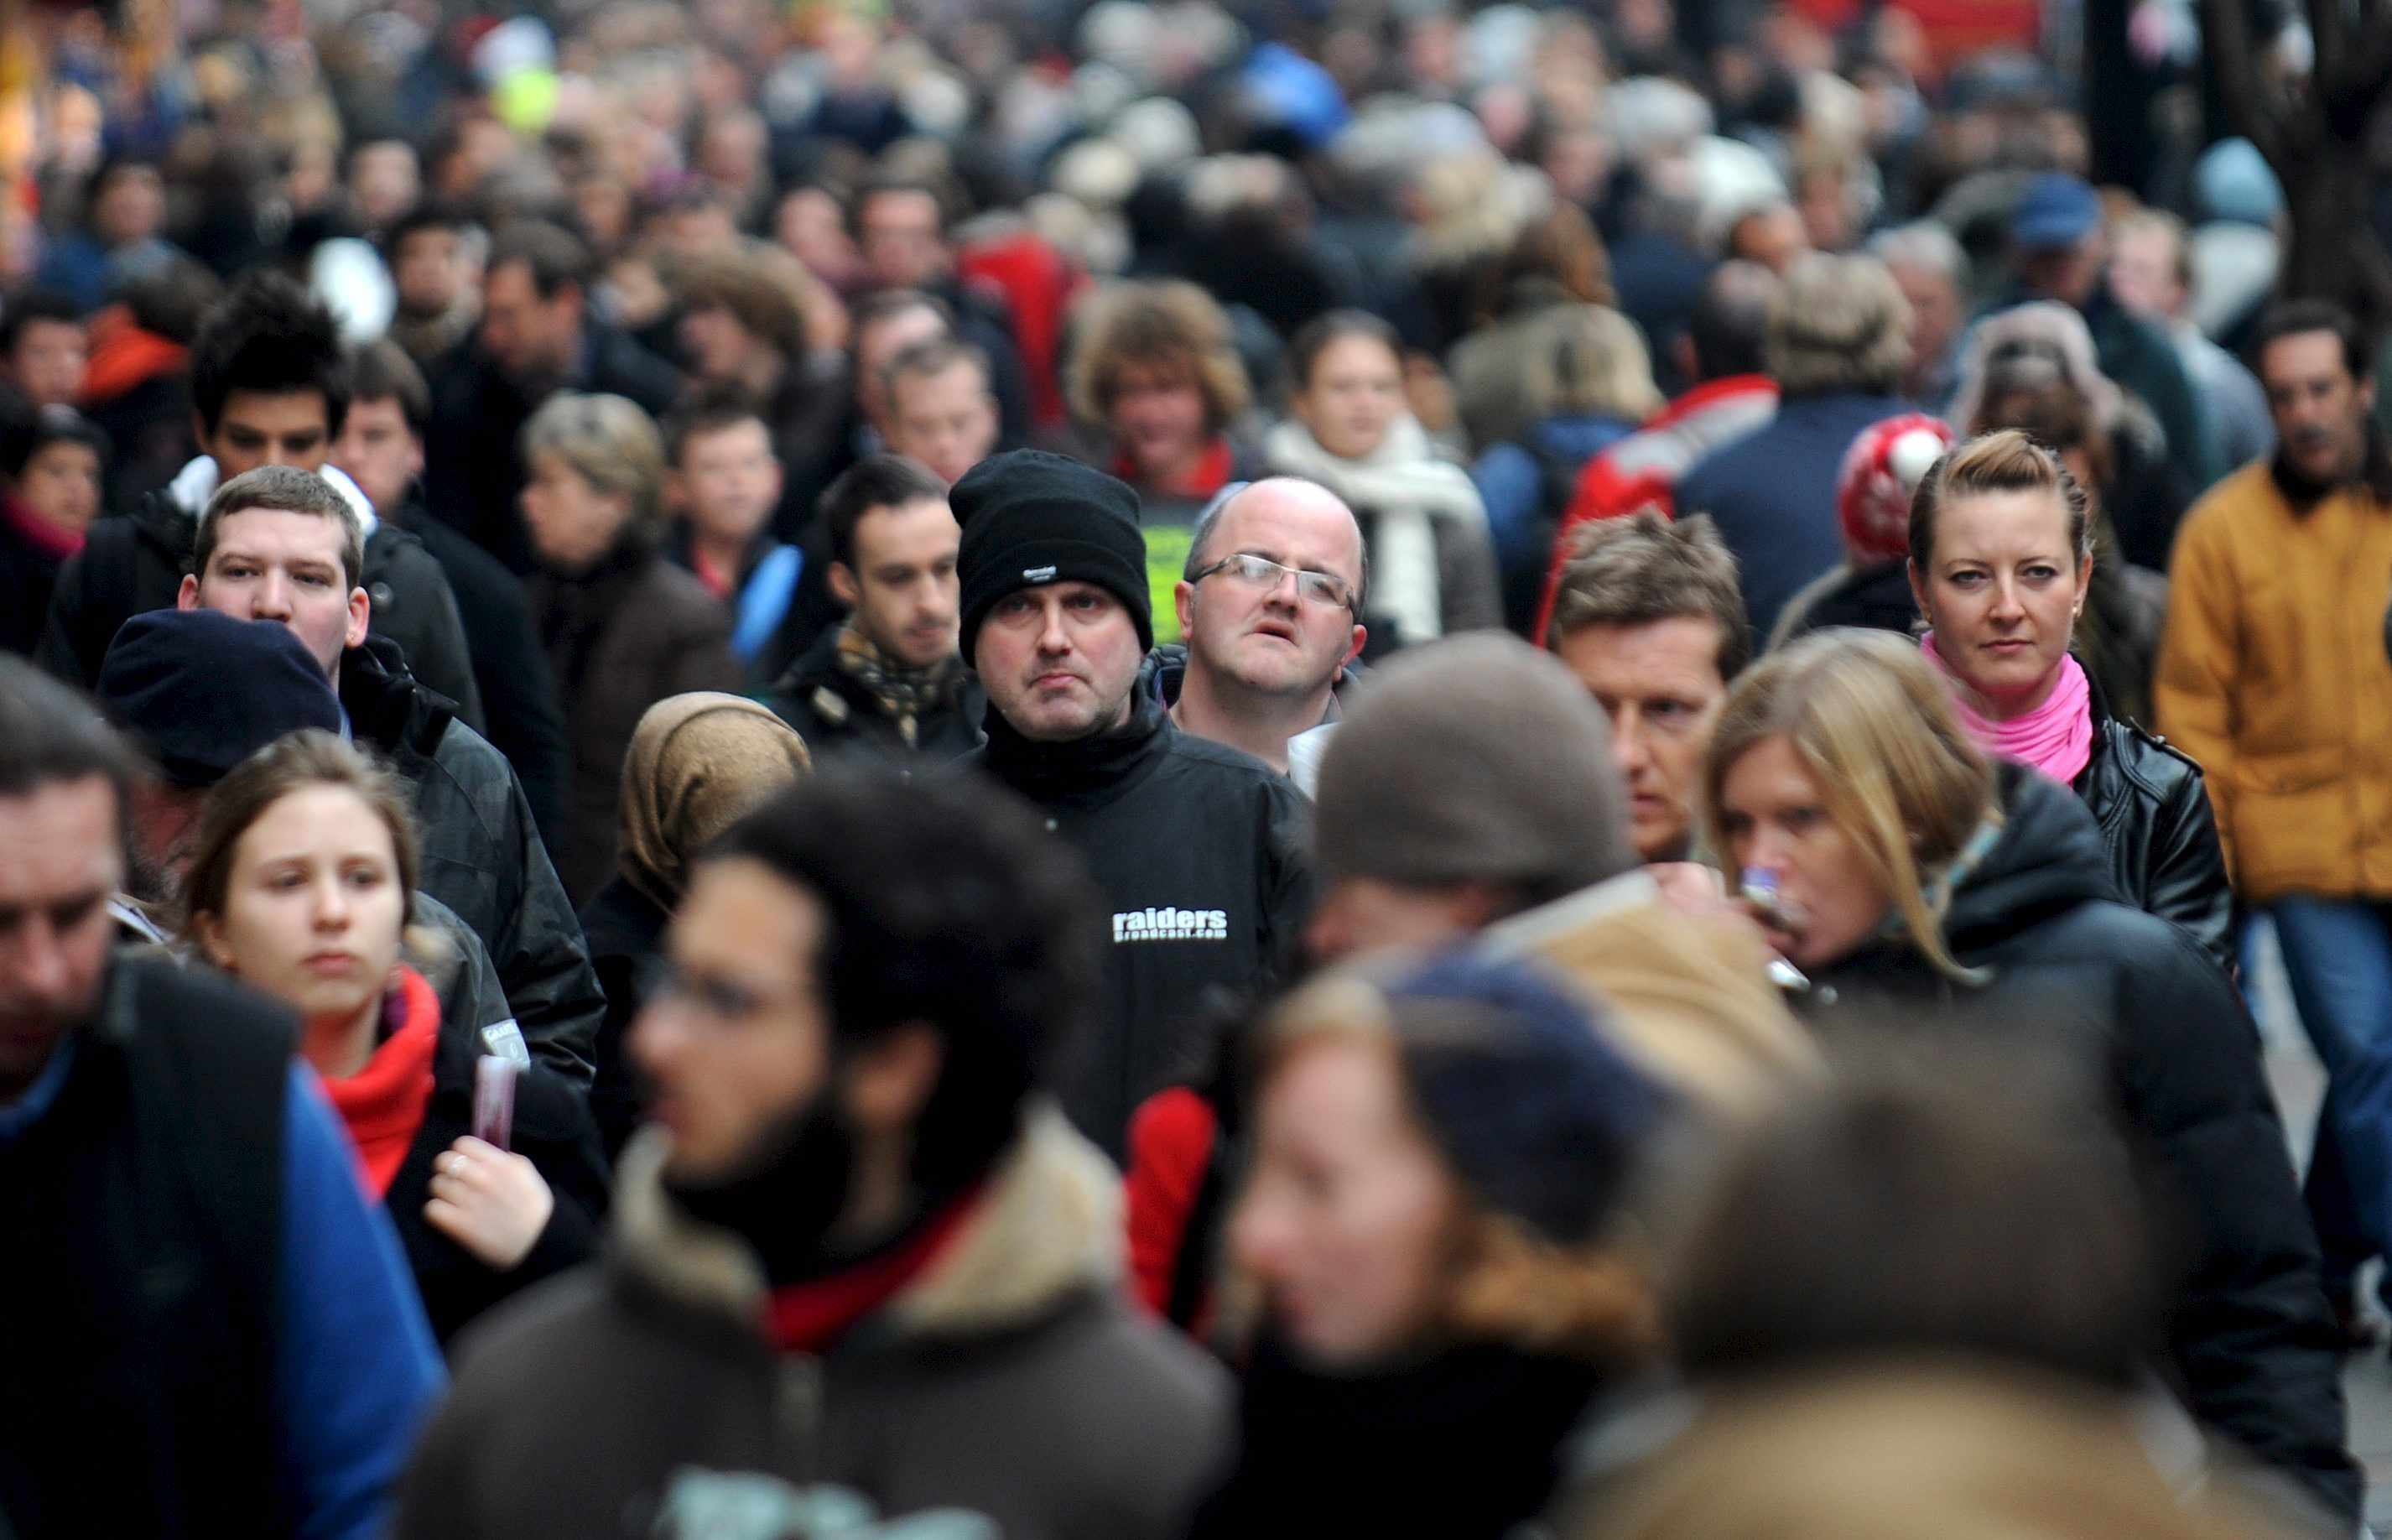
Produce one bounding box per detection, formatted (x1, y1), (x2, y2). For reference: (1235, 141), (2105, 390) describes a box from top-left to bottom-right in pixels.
(385, 993), (610, 1345)
(1793, 767), (2358, 1523)
(394, 495), (572, 848)
(577, 874), (669, 1164)
(760, 624), (984, 770)
(34, 476), (485, 729)
(340, 636), (606, 1085)
(0, 501), (70, 655)
(424, 326), (682, 575)
(965, 695), (1313, 1160)
(2073, 688), (2234, 973)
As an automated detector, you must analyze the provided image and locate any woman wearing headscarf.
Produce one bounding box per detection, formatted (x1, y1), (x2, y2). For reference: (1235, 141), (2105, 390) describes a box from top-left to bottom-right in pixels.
(578, 692), (812, 1159)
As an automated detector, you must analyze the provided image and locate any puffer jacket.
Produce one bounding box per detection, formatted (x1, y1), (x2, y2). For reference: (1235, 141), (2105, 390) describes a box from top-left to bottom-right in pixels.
(759, 623), (984, 771)
(1792, 765), (2358, 1526)
(340, 635), (606, 1085)
(2074, 685), (2233, 972)
(2156, 450), (2392, 904)
(395, 1107), (1232, 1540)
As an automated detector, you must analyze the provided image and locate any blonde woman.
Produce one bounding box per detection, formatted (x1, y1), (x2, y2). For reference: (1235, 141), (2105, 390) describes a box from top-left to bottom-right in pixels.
(1699, 627), (2355, 1519)
(518, 392), (743, 903)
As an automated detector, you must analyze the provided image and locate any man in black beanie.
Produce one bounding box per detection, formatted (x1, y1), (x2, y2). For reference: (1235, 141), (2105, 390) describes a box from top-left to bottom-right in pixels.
(953, 449), (1313, 1160)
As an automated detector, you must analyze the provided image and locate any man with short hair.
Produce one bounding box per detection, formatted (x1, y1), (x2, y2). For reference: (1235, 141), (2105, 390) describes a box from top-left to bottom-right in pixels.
(661, 386), (801, 671)
(177, 464), (606, 1085)
(1547, 512), (1751, 866)
(851, 177), (1031, 437)
(396, 771), (1231, 1538)
(35, 270), (481, 722)
(1869, 221), (1968, 410)
(2158, 299), (2392, 1336)
(0, 656), (443, 1537)
(0, 289), (89, 410)
(1161, 477), (1365, 793)
(2109, 208), (2275, 473)
(385, 203), (481, 372)
(1537, 262), (1781, 641)
(762, 454), (979, 766)
(675, 248), (848, 538)
(424, 220), (680, 574)
(882, 337), (1001, 486)
(955, 450), (1312, 1158)
(346, 137), (422, 240)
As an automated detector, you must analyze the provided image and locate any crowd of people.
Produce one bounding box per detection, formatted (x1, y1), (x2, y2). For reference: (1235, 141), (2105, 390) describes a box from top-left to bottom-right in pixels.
(4, 0), (2392, 1534)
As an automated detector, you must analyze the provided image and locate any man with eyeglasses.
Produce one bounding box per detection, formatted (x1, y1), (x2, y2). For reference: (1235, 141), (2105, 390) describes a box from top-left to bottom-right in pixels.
(952, 450), (1313, 1159)
(1161, 478), (1367, 796)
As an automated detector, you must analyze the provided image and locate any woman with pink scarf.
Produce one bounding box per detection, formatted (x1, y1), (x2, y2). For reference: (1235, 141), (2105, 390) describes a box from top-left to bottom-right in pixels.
(1909, 429), (2233, 970)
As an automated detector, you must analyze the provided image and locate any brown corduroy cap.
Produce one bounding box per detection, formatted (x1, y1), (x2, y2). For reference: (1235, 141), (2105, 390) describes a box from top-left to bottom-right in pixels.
(1313, 632), (1638, 901)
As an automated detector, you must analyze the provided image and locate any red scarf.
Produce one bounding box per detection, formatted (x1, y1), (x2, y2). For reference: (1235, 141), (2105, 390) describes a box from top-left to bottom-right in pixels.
(1113, 437), (1235, 499)
(317, 967), (440, 1199)
(762, 1182), (987, 1355)
(2, 493), (85, 561)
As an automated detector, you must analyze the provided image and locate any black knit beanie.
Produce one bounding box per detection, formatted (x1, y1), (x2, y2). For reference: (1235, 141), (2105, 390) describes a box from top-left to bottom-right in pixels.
(97, 610), (343, 788)
(952, 449), (1152, 663)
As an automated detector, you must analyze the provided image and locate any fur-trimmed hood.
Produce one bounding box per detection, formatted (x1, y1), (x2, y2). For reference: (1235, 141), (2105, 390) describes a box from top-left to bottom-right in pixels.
(609, 1102), (1126, 1345)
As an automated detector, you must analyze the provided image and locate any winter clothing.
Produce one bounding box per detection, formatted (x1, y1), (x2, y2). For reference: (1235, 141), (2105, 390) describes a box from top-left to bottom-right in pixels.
(1924, 634), (2095, 786)
(395, 1106), (1233, 1540)
(579, 874), (668, 1163)
(671, 523), (804, 671)
(1788, 766), (2359, 1523)
(0, 957), (443, 1540)
(34, 459), (484, 730)
(761, 622), (985, 769)
(95, 609), (343, 784)
(967, 693), (1313, 1159)
(2176, 321), (2275, 474)
(2072, 682), (2235, 971)
(1473, 414), (1641, 580)
(1537, 374), (1780, 643)
(423, 325), (683, 575)
(528, 545), (745, 906)
(1675, 390), (1916, 639)
(1837, 414), (1956, 564)
(1316, 633), (1638, 902)
(1125, 1084), (1220, 1324)
(0, 493), (79, 655)
(953, 449), (1154, 661)
(616, 692), (811, 911)
(1769, 558), (1920, 651)
(1264, 415), (1503, 645)
(2155, 449), (2392, 904)
(340, 634), (606, 1086)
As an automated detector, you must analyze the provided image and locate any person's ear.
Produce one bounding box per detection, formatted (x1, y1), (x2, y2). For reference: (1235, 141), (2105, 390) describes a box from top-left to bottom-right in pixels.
(346, 586), (372, 650)
(176, 574), (201, 611)
(1343, 622), (1366, 669)
(843, 1021), (944, 1137)
(828, 561), (860, 609)
(193, 913), (234, 971)
(1906, 559), (1931, 619)
(1174, 579), (1197, 639)
(663, 468), (690, 512)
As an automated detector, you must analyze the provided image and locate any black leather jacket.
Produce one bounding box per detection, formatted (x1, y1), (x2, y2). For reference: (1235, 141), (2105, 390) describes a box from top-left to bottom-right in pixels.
(2072, 687), (2233, 973)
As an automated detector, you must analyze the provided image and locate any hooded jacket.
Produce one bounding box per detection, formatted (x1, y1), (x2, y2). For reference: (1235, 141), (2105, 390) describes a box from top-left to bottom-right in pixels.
(340, 635), (606, 1086)
(395, 1107), (1232, 1540)
(761, 623), (985, 770)
(34, 459), (483, 730)
(965, 693), (1313, 1160)
(1791, 767), (2358, 1524)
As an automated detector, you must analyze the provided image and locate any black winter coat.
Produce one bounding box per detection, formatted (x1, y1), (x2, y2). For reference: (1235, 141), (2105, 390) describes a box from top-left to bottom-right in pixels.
(340, 636), (606, 1085)
(759, 625), (985, 771)
(1793, 767), (2358, 1523)
(34, 480), (484, 730)
(966, 695), (1313, 1160)
(385, 993), (609, 1345)
(2073, 690), (2234, 972)
(578, 874), (669, 1163)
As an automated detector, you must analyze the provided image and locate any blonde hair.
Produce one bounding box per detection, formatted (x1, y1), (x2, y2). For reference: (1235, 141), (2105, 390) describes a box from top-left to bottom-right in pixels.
(1701, 629), (1999, 984)
(520, 392), (667, 535)
(1765, 253), (1911, 398)
(1067, 278), (1252, 434)
(1907, 428), (2093, 572)
(1523, 305), (1666, 423)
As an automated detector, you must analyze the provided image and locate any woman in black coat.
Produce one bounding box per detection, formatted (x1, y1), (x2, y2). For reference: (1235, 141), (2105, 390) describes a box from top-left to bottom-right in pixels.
(1699, 629), (2358, 1527)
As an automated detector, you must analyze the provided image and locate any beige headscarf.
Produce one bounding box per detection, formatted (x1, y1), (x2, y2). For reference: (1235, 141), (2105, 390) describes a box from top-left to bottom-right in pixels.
(617, 693), (811, 908)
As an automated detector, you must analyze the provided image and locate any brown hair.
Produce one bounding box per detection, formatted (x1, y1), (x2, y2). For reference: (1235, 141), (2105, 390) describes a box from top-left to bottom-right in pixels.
(1547, 512), (1752, 679)
(1906, 429), (2093, 573)
(676, 249), (809, 362)
(180, 730), (440, 967)
(1766, 253), (1911, 399)
(196, 466), (364, 591)
(1067, 278), (1252, 434)
(1701, 629), (1998, 984)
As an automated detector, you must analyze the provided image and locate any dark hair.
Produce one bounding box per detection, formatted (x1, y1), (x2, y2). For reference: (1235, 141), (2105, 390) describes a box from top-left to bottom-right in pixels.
(1286, 309), (1402, 393)
(662, 381), (772, 468)
(881, 336), (991, 403)
(346, 339), (430, 436)
(1548, 512), (1753, 678)
(0, 656), (145, 851)
(677, 250), (808, 362)
(0, 289), (84, 356)
(2249, 297), (2372, 382)
(1688, 261), (1780, 381)
(120, 257), (221, 345)
(819, 453), (949, 568)
(486, 220), (594, 299)
(851, 175), (951, 240)
(708, 768), (1100, 1190)
(190, 272), (352, 440)
(1, 403), (107, 481)
(386, 200), (472, 255)
(196, 466), (365, 591)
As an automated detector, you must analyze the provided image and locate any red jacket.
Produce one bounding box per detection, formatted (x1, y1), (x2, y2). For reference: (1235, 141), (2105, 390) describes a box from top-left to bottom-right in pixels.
(1124, 1085), (1219, 1329)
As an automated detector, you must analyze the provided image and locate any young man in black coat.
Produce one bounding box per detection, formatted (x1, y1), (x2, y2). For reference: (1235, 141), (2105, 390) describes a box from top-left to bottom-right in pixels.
(954, 450), (1313, 1160)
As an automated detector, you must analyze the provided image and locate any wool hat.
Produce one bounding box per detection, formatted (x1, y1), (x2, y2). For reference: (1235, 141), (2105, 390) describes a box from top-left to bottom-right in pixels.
(1314, 632), (1637, 902)
(1837, 414), (1954, 565)
(953, 449), (1152, 662)
(2010, 173), (2101, 251)
(1383, 951), (1672, 1245)
(97, 610), (342, 788)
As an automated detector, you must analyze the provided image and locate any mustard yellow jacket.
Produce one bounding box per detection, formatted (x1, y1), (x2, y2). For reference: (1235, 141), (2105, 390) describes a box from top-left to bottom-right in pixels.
(2155, 460), (2392, 903)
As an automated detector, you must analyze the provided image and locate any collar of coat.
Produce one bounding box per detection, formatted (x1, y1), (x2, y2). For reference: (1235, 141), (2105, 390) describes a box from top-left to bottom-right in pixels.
(609, 1101), (1124, 1346)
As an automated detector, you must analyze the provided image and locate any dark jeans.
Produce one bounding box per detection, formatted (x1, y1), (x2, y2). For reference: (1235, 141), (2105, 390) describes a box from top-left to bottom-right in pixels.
(2270, 897), (2392, 1293)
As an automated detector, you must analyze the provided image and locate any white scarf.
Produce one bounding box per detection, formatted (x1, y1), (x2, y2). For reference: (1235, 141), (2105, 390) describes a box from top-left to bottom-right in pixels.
(1262, 416), (1489, 643)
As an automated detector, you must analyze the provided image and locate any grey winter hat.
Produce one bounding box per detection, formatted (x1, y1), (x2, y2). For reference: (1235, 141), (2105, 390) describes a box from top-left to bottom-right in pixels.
(1313, 632), (1637, 903)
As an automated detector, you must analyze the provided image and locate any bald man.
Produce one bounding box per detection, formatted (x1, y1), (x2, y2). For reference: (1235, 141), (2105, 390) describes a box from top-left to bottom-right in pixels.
(1165, 478), (1367, 791)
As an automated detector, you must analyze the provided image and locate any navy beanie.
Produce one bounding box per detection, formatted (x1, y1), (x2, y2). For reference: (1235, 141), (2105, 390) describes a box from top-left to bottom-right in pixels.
(97, 610), (343, 788)
(1386, 953), (1673, 1246)
(951, 449), (1152, 663)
